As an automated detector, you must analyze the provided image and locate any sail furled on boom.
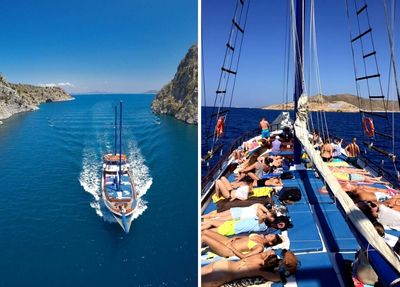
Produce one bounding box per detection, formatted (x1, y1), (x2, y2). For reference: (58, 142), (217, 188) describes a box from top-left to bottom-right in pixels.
(294, 93), (400, 285)
(202, 0), (251, 163)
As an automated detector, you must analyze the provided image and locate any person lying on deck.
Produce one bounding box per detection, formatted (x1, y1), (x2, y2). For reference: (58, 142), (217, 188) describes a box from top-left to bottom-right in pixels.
(215, 176), (254, 201)
(343, 181), (400, 210)
(320, 138), (333, 162)
(201, 215), (292, 235)
(201, 230), (283, 259)
(336, 181), (395, 195)
(356, 200), (400, 228)
(235, 157), (270, 181)
(236, 145), (270, 171)
(236, 156), (284, 183)
(334, 172), (384, 184)
(253, 177), (283, 187)
(202, 203), (277, 222)
(201, 249), (298, 287)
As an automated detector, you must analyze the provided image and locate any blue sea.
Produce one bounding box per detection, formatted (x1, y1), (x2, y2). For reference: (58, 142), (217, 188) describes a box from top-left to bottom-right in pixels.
(201, 107), (400, 181)
(0, 94), (197, 286)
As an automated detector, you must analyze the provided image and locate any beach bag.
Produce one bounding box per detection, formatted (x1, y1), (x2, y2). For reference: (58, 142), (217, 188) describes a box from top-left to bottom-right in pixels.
(280, 172), (294, 180)
(278, 187), (301, 202)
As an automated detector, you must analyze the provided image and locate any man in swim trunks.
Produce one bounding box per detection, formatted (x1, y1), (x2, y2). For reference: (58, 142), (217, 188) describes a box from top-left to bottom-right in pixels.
(260, 117), (270, 138)
(345, 138), (360, 167)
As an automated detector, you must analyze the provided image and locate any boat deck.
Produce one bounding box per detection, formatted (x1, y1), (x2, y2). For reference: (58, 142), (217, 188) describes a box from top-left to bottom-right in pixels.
(202, 158), (363, 286)
(104, 174), (133, 200)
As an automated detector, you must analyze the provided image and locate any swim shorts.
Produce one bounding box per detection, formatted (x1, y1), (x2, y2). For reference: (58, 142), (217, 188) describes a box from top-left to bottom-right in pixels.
(217, 221), (235, 236)
(261, 129), (270, 138)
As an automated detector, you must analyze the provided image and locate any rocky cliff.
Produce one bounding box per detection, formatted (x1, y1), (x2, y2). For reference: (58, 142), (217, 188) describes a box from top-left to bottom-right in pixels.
(151, 45), (198, 124)
(0, 74), (72, 123)
(263, 94), (400, 112)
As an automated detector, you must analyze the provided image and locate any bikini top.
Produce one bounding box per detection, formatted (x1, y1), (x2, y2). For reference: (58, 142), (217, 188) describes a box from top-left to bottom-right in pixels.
(247, 233), (262, 250)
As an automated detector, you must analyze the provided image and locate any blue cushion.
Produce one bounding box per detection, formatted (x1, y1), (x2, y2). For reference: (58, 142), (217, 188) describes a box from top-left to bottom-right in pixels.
(287, 205), (323, 252)
(319, 203), (359, 252)
(294, 253), (342, 287)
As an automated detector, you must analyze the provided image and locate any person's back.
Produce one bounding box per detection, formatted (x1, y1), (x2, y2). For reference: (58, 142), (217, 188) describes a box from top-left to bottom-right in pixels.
(332, 139), (342, 157)
(271, 137), (281, 153)
(345, 138), (360, 166)
(260, 117), (270, 138)
(345, 139), (360, 157)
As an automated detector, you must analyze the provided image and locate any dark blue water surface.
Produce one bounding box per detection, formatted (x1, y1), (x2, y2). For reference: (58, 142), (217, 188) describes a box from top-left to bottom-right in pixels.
(202, 107), (400, 181)
(0, 94), (197, 286)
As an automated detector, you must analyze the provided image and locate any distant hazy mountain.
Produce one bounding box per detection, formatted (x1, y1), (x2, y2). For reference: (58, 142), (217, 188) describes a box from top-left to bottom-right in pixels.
(0, 74), (72, 123)
(143, 90), (158, 94)
(151, 45), (198, 124)
(263, 94), (399, 112)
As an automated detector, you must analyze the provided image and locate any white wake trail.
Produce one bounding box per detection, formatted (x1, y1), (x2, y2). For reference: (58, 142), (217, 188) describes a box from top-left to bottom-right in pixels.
(79, 138), (152, 226)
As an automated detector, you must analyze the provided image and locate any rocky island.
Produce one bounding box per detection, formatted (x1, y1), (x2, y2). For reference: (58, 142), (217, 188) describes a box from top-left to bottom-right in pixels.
(151, 45), (198, 124)
(263, 94), (399, 112)
(0, 74), (72, 124)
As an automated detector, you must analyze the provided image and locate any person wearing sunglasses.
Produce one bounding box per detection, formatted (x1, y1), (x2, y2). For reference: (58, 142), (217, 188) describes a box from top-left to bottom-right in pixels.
(357, 200), (400, 229)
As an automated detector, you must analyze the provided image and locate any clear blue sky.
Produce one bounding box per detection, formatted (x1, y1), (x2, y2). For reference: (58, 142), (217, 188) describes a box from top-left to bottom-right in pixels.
(0, 0), (197, 94)
(202, 0), (398, 107)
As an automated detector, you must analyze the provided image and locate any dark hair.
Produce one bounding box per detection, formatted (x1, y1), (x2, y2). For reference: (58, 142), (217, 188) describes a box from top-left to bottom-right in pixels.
(261, 254), (279, 271)
(373, 221), (385, 237)
(243, 175), (253, 184)
(271, 216), (292, 230)
(356, 201), (377, 222)
(271, 234), (283, 246)
(282, 250), (298, 274)
(346, 191), (361, 202)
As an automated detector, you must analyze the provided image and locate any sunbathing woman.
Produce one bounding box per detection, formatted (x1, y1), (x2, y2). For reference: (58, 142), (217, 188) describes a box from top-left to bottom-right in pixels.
(334, 172), (384, 184)
(202, 229), (283, 259)
(321, 138), (333, 162)
(235, 157), (270, 181)
(202, 203), (277, 223)
(237, 146), (270, 170)
(201, 215), (291, 235)
(348, 191), (400, 212)
(202, 249), (298, 287)
(215, 176), (253, 201)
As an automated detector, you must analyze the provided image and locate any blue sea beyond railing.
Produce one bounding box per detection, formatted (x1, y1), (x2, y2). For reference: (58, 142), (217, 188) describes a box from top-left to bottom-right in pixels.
(201, 107), (400, 183)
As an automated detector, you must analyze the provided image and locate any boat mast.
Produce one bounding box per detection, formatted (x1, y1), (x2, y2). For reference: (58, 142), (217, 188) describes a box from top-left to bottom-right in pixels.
(293, 0), (304, 164)
(114, 106), (117, 155)
(119, 101), (122, 188)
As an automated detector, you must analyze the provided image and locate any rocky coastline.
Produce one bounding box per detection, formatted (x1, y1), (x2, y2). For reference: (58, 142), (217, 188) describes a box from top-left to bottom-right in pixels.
(0, 74), (72, 124)
(151, 45), (198, 125)
(263, 94), (400, 112)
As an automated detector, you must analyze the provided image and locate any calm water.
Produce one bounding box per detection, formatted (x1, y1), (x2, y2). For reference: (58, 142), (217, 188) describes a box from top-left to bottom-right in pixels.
(201, 107), (400, 181)
(0, 94), (197, 286)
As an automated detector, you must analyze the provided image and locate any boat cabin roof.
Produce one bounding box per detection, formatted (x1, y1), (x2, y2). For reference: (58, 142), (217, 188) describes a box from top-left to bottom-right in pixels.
(103, 154), (127, 162)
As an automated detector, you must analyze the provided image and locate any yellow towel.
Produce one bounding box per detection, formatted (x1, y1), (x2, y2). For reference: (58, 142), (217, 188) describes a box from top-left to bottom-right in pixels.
(250, 187), (274, 198)
(333, 172), (349, 181)
(212, 193), (226, 203)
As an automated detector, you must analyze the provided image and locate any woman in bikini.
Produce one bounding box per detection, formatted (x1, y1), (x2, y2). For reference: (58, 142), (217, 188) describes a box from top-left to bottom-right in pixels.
(321, 138), (333, 162)
(201, 249), (298, 287)
(201, 203), (277, 223)
(202, 230), (283, 259)
(215, 176), (253, 201)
